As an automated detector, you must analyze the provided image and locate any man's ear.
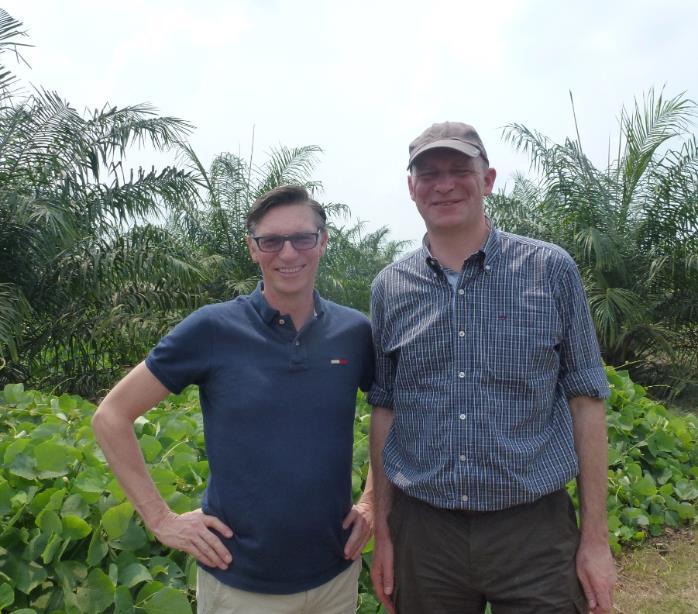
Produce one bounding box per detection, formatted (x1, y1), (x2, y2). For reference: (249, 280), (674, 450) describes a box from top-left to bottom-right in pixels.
(483, 167), (497, 196)
(407, 174), (416, 202)
(318, 229), (329, 257)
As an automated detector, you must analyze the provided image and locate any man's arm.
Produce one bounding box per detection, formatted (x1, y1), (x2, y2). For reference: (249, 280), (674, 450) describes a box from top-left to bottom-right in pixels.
(569, 395), (617, 614)
(92, 361), (233, 569)
(369, 405), (396, 614)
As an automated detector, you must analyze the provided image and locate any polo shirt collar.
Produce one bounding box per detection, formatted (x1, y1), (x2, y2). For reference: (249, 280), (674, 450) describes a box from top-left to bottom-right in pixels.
(421, 218), (502, 273)
(249, 282), (325, 324)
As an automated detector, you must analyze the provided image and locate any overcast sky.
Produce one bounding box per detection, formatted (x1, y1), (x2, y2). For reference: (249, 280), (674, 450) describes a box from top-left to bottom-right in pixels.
(5, 0), (698, 245)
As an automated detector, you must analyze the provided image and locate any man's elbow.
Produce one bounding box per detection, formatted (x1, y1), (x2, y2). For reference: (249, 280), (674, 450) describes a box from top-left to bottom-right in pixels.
(91, 401), (125, 444)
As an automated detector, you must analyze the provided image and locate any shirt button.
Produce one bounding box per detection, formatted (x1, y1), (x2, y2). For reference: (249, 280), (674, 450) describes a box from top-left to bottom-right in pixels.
(278, 318), (285, 325)
(459, 413), (466, 420)
(295, 340), (300, 346)
(461, 495), (469, 502)
(458, 289), (465, 295)
(458, 371), (465, 378)
(458, 330), (465, 337)
(459, 454), (466, 461)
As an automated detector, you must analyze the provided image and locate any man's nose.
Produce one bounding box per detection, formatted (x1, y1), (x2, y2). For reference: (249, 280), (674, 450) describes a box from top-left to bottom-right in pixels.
(434, 173), (455, 192)
(277, 239), (299, 258)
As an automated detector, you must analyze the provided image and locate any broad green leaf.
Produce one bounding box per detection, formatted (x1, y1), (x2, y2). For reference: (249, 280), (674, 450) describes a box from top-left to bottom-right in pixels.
(114, 585), (135, 614)
(110, 520), (147, 551)
(170, 450), (197, 472)
(166, 492), (191, 514)
(674, 480), (698, 501)
(36, 509), (63, 535)
(34, 440), (75, 477)
(75, 568), (115, 613)
(41, 533), (63, 564)
(87, 530), (109, 566)
(139, 435), (162, 463)
(141, 587), (193, 614)
(0, 481), (13, 515)
(3, 438), (29, 464)
(62, 515), (92, 540)
(185, 557), (197, 590)
(102, 502), (134, 540)
(120, 563), (153, 588)
(3, 383), (25, 404)
(58, 394), (79, 412)
(675, 502), (696, 520)
(54, 560), (88, 591)
(159, 419), (189, 442)
(8, 453), (38, 479)
(148, 556), (184, 579)
(4, 557), (47, 594)
(151, 468), (177, 498)
(0, 583), (14, 610)
(30, 487), (65, 515)
(62, 493), (90, 519)
(135, 581), (165, 604)
(74, 469), (106, 494)
(631, 475), (656, 498)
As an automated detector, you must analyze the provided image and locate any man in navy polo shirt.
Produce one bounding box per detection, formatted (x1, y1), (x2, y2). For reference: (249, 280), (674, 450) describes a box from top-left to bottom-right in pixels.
(93, 185), (374, 613)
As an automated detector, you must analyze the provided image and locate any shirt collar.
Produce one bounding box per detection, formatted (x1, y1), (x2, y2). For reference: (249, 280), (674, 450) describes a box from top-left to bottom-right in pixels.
(421, 218), (502, 272)
(249, 281), (325, 324)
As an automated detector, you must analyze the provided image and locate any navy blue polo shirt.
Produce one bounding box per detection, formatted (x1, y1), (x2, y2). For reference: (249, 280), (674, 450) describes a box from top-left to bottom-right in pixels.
(145, 284), (373, 594)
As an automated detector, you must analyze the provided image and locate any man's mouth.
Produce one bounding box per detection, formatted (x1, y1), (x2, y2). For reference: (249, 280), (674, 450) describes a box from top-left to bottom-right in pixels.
(277, 265), (304, 274)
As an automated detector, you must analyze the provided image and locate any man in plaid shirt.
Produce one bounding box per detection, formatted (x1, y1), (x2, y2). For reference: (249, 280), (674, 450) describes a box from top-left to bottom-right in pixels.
(369, 122), (617, 614)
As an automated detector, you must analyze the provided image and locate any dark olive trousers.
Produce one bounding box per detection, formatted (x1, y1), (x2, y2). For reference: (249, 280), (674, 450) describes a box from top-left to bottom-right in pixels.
(389, 488), (588, 613)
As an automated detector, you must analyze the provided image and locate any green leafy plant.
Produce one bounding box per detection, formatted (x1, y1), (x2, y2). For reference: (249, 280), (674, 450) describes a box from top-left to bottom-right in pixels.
(1, 369), (695, 612)
(0, 384), (204, 613)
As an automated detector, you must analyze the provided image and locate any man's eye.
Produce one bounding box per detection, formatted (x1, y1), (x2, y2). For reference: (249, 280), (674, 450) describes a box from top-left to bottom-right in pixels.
(418, 172), (437, 180)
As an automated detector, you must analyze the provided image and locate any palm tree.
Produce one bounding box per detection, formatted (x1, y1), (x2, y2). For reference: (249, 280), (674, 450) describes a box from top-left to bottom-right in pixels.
(0, 10), (203, 394)
(497, 89), (698, 391)
(172, 143), (406, 313)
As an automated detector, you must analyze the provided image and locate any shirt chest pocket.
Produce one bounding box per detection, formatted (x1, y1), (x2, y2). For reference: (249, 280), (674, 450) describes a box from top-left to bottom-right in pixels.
(480, 306), (561, 380)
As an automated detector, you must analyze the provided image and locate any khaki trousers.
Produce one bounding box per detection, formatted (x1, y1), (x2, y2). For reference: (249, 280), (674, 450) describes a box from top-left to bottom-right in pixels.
(196, 558), (361, 614)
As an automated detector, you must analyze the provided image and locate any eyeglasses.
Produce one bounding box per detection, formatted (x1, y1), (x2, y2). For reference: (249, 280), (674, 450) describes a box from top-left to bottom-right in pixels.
(251, 230), (322, 253)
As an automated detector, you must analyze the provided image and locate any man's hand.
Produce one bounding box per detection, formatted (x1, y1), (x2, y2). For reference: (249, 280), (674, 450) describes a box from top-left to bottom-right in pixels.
(370, 535), (396, 614)
(576, 538), (617, 614)
(342, 501), (373, 560)
(151, 508), (234, 569)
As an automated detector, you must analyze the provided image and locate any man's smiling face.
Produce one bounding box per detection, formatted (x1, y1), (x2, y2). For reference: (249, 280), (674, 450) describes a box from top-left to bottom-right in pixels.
(247, 203), (327, 304)
(408, 149), (496, 233)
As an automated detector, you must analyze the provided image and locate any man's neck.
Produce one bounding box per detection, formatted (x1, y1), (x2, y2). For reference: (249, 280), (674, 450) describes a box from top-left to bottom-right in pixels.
(426, 218), (489, 271)
(262, 289), (316, 330)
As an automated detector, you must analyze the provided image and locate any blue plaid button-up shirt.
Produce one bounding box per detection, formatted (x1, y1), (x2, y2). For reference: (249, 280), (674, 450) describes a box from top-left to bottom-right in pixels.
(368, 225), (609, 511)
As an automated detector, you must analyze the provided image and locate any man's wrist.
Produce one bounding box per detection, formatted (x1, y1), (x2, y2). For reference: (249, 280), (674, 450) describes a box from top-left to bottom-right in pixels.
(136, 498), (172, 531)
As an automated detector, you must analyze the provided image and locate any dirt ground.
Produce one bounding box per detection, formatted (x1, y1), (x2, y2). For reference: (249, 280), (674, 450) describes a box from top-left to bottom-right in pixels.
(614, 527), (697, 613)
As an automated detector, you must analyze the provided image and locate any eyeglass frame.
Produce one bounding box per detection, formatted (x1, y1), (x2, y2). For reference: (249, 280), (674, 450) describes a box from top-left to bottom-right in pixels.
(250, 228), (324, 253)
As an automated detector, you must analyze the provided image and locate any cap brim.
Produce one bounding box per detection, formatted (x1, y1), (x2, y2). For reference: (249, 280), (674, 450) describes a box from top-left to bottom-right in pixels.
(407, 139), (483, 169)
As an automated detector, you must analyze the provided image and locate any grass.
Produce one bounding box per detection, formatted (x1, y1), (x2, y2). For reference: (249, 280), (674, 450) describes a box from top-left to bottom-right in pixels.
(614, 527), (698, 613)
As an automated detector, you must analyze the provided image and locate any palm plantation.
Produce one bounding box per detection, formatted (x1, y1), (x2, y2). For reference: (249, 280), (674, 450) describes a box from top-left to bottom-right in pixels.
(0, 9), (404, 395)
(490, 90), (698, 393)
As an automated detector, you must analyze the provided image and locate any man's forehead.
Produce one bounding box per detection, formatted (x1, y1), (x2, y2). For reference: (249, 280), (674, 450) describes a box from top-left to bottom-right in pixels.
(412, 148), (479, 169)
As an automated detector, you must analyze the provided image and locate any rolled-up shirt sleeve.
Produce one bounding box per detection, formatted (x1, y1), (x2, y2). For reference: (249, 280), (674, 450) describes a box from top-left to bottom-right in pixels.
(367, 276), (395, 409)
(555, 256), (610, 400)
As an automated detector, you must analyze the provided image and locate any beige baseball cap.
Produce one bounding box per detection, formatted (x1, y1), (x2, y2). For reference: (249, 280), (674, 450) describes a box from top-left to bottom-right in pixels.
(407, 121), (489, 169)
